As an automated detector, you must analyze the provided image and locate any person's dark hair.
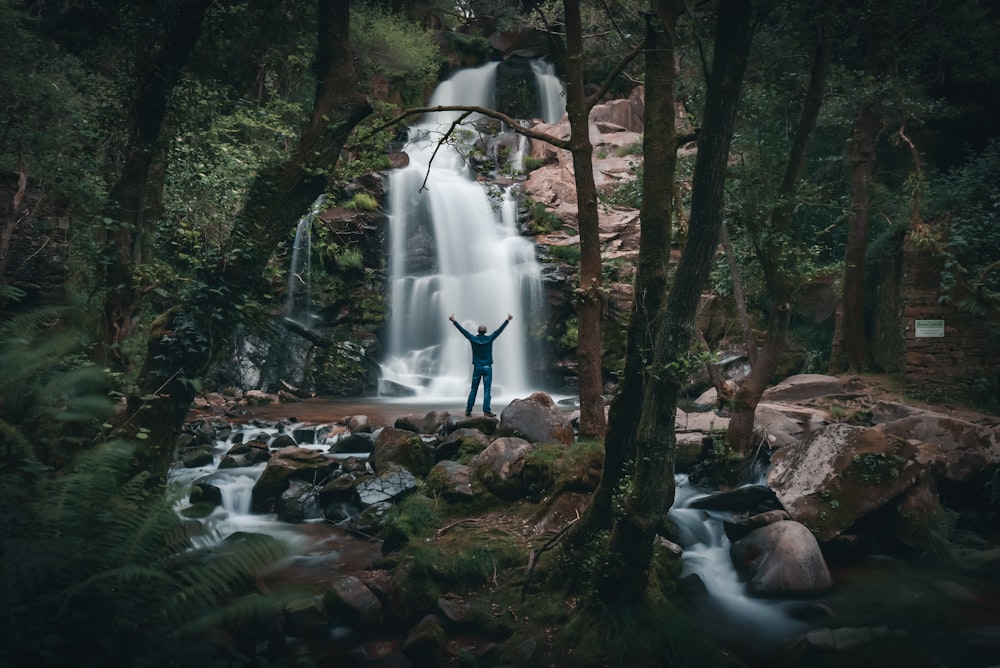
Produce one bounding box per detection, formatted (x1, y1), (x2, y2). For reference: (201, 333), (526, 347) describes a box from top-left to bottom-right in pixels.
(478, 325), (487, 334)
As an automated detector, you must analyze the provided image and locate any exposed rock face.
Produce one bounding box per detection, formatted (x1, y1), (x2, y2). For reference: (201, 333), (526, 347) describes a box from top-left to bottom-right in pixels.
(874, 413), (1000, 482)
(766, 423), (923, 541)
(730, 520), (833, 597)
(761, 374), (845, 403)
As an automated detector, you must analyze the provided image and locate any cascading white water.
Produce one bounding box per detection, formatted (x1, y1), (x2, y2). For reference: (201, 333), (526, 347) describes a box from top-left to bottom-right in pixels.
(380, 61), (562, 402)
(531, 59), (566, 124)
(669, 475), (809, 652)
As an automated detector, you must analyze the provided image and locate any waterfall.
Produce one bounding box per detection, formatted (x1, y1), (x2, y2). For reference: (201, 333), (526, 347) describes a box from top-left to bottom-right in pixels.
(380, 61), (563, 402)
(531, 59), (566, 124)
(284, 194), (327, 331)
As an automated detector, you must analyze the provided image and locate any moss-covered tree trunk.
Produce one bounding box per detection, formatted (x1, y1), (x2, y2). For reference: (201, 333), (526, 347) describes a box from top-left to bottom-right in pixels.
(599, 0), (752, 601)
(119, 0), (372, 478)
(566, 1), (678, 550)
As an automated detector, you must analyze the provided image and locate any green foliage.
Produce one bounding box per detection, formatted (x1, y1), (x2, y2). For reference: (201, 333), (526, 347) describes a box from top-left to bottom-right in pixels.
(351, 5), (442, 107)
(521, 439), (604, 500)
(928, 138), (1000, 295)
(599, 163), (644, 209)
(851, 450), (905, 483)
(522, 155), (545, 172)
(0, 3), (111, 211)
(0, 307), (113, 455)
(525, 200), (564, 235)
(0, 308), (292, 666)
(550, 243), (582, 265)
(343, 192), (379, 211)
(380, 491), (442, 544)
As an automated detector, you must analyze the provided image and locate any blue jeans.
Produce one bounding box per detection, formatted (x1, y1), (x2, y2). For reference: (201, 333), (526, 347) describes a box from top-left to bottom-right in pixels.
(467, 365), (493, 413)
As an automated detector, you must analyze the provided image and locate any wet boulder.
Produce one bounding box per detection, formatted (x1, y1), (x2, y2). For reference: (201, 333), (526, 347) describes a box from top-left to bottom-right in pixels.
(472, 436), (535, 500)
(730, 520), (833, 597)
(251, 446), (338, 514)
(275, 478), (323, 523)
(499, 392), (574, 445)
(218, 441), (270, 468)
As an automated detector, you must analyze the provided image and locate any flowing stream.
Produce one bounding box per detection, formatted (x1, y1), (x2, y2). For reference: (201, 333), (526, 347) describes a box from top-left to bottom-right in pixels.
(379, 61), (563, 404)
(670, 475), (809, 653)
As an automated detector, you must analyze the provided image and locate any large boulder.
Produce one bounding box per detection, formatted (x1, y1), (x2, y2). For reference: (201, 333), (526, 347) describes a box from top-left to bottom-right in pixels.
(874, 413), (1000, 482)
(499, 392), (574, 445)
(766, 423), (923, 541)
(730, 520), (833, 597)
(472, 436), (535, 500)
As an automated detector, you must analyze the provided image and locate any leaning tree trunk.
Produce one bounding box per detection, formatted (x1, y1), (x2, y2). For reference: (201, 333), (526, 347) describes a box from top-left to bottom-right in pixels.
(118, 0), (373, 478)
(599, 0), (752, 602)
(566, 1), (678, 552)
(727, 27), (830, 455)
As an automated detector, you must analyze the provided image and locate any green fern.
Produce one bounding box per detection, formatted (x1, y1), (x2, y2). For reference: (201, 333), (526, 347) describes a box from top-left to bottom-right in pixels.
(0, 310), (295, 667)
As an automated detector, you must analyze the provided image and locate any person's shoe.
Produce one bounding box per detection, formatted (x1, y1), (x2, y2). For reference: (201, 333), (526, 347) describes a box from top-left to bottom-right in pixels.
(484, 411), (496, 418)
(464, 411), (472, 417)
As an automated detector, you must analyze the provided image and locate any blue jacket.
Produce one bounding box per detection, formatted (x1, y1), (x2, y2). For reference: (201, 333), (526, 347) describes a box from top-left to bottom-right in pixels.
(453, 319), (509, 367)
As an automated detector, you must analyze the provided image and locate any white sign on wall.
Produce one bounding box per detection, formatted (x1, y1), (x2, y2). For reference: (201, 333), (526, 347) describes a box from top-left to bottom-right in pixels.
(914, 319), (945, 338)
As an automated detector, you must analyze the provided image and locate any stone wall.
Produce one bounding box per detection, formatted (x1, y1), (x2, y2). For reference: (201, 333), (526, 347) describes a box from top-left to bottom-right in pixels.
(901, 235), (1000, 402)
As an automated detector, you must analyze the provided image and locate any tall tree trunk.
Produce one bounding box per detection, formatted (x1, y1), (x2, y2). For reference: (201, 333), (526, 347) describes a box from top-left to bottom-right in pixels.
(721, 222), (757, 365)
(566, 0), (678, 550)
(119, 0), (372, 478)
(600, 0), (752, 601)
(563, 0), (607, 439)
(839, 97), (882, 372)
(96, 0), (213, 370)
(727, 26), (829, 455)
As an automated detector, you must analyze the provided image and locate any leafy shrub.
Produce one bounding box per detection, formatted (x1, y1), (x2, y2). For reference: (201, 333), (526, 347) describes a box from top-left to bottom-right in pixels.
(550, 243), (582, 264)
(344, 192), (379, 211)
